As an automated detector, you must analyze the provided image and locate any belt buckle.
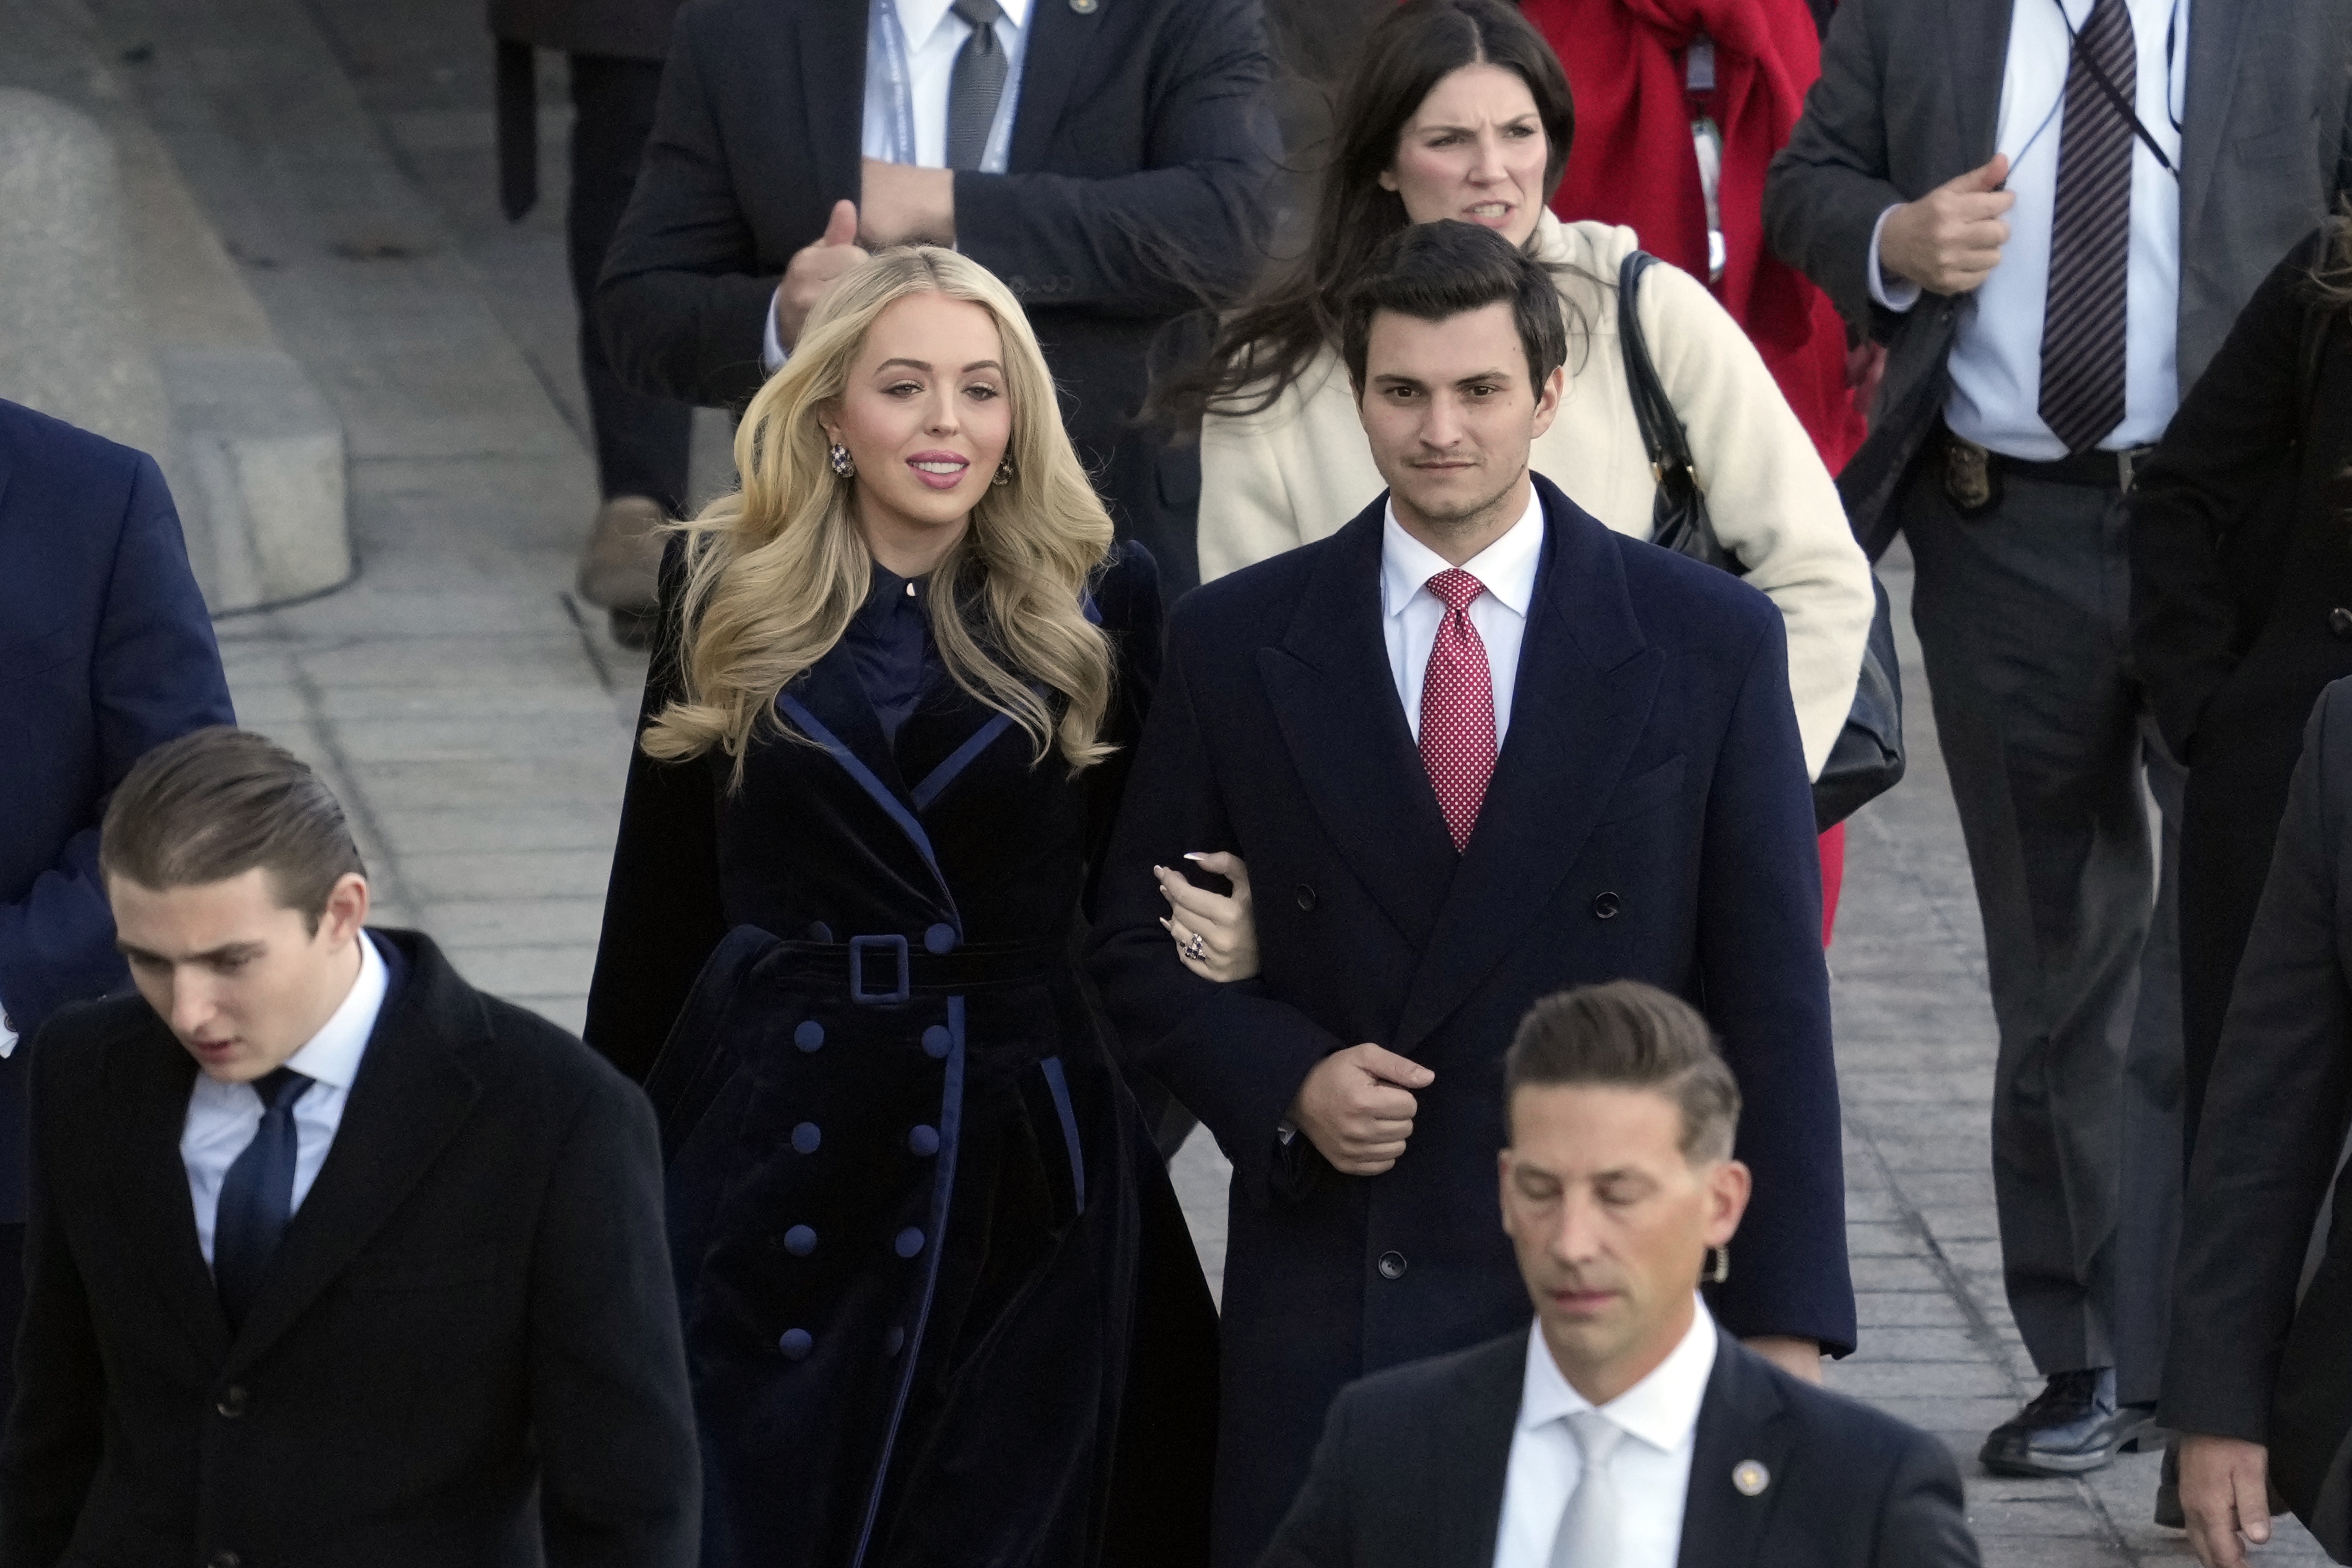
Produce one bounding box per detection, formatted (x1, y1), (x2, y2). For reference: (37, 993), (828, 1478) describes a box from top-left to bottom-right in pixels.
(849, 934), (911, 1005)
(2119, 448), (2148, 492)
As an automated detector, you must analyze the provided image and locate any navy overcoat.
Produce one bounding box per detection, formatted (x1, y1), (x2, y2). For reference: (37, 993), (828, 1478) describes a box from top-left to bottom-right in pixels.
(1087, 475), (1856, 1565)
(584, 542), (1216, 1568)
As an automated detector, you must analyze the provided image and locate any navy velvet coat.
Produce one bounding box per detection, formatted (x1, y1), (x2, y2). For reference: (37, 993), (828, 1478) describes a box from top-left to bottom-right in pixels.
(583, 542), (1216, 1568)
(1087, 476), (1855, 1566)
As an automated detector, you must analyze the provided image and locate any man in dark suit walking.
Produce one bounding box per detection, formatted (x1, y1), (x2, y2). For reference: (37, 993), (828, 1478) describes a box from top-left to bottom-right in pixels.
(1263, 982), (1978, 1568)
(595, 0), (1276, 599)
(0, 397), (235, 1418)
(1088, 220), (1852, 1566)
(0, 728), (698, 1568)
(1764, 0), (2352, 1478)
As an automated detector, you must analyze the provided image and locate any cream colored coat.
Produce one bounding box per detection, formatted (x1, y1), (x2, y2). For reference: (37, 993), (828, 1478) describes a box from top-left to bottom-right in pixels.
(1198, 214), (1874, 780)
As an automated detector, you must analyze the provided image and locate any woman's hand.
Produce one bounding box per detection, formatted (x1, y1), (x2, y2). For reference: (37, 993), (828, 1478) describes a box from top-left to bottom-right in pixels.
(1155, 852), (1259, 982)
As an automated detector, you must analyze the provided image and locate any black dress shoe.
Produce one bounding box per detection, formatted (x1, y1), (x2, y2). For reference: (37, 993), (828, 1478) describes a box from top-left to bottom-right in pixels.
(1979, 1368), (2156, 1477)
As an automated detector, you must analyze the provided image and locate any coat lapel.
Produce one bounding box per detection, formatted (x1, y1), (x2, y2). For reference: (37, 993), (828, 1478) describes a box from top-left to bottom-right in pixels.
(1949, 0), (2012, 168)
(227, 936), (485, 1370)
(1391, 479), (1660, 1055)
(1432, 1332), (1527, 1566)
(105, 1029), (231, 1365)
(2176, 0), (2246, 269)
(1257, 499), (1458, 954)
(1008, 0), (1107, 172)
(798, 0), (868, 201)
(1675, 1333), (1798, 1568)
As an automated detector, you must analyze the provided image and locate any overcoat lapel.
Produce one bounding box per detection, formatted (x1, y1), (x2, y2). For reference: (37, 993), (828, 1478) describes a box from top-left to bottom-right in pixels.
(1257, 500), (1458, 953)
(2176, 0), (2246, 277)
(1675, 1334), (1798, 1568)
(1008, 0), (1107, 173)
(1948, 0), (2011, 170)
(105, 1033), (230, 1364)
(1432, 1333), (1526, 1566)
(798, 0), (868, 203)
(1392, 479), (1660, 1055)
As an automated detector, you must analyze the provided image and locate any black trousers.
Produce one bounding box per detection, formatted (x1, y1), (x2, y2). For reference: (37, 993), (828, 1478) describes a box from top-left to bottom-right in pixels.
(568, 54), (693, 512)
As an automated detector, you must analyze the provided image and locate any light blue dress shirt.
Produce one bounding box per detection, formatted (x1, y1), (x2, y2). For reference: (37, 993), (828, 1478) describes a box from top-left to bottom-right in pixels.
(1870, 0), (2190, 458)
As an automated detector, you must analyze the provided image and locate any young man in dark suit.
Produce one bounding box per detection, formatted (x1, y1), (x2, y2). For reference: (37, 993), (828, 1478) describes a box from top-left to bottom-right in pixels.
(0, 728), (697, 1568)
(1262, 982), (1979, 1568)
(1087, 220), (1852, 1567)
(593, 0), (1276, 599)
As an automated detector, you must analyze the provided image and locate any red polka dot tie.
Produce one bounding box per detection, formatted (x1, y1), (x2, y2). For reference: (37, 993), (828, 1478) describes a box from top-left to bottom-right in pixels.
(1419, 568), (1497, 853)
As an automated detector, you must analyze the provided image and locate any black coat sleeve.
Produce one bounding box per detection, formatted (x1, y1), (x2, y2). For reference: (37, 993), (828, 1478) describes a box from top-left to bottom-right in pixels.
(2130, 230), (2328, 762)
(583, 539), (729, 1082)
(2159, 681), (2352, 1442)
(529, 1065), (701, 1567)
(1255, 1381), (1359, 1568)
(1081, 541), (1165, 919)
(1870, 1428), (1982, 1568)
(1763, 0), (1912, 336)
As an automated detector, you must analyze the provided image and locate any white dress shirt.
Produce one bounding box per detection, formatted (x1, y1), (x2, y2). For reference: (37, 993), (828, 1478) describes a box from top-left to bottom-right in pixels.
(1381, 486), (1546, 745)
(1868, 0), (2188, 456)
(181, 933), (387, 1268)
(1491, 1298), (1720, 1568)
(762, 0), (1032, 370)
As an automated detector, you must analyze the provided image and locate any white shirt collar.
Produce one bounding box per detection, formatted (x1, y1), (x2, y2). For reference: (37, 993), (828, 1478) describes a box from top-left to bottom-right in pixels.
(1517, 1295), (1720, 1455)
(1380, 481), (1546, 623)
(894, 0), (1032, 50)
(279, 932), (388, 1094)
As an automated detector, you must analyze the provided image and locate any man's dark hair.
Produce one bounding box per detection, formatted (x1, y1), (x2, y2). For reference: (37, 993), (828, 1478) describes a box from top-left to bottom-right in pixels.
(1504, 982), (1742, 1162)
(1339, 220), (1571, 397)
(100, 726), (365, 929)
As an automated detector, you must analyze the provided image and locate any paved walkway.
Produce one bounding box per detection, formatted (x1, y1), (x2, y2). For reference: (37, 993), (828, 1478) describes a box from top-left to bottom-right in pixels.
(19, 0), (2330, 1558)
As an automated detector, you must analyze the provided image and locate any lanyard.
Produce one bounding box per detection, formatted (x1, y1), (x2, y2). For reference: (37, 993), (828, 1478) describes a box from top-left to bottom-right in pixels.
(2011, 0), (2185, 178)
(869, 0), (918, 166)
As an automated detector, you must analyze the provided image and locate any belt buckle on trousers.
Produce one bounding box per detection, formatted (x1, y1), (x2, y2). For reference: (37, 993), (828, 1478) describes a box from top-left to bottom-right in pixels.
(1940, 430), (2001, 517)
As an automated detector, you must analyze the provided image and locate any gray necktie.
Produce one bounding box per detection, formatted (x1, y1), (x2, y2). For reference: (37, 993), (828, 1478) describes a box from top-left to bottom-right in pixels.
(946, 0), (1009, 172)
(1548, 1409), (1624, 1567)
(2039, 0), (2136, 455)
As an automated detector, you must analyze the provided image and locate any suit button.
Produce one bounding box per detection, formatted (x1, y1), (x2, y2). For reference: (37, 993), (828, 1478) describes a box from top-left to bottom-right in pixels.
(806, 920), (834, 943)
(895, 1227), (927, 1258)
(908, 1124), (940, 1156)
(778, 1328), (814, 1360)
(215, 1386), (248, 1419)
(922, 1025), (952, 1059)
(2332, 607), (2352, 642)
(794, 1020), (824, 1052)
(783, 1226), (817, 1257)
(1294, 883), (1317, 912)
(209, 1555), (240, 1568)
(923, 923), (957, 954)
(1593, 891), (1621, 920)
(1377, 1251), (1407, 1280)
(791, 1122), (822, 1154)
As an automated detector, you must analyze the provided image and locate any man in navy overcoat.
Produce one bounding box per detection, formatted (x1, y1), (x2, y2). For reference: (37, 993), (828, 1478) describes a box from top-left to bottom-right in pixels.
(1089, 222), (1855, 1566)
(0, 397), (233, 1401)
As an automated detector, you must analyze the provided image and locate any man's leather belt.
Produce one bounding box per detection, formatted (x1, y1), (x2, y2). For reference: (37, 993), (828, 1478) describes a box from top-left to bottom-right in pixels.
(1940, 422), (2153, 492)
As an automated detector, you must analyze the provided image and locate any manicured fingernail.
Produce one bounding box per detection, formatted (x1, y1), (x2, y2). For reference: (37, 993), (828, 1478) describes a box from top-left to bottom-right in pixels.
(1182, 852), (1207, 861)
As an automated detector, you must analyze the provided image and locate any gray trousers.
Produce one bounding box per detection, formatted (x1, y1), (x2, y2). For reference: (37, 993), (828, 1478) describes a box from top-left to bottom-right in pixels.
(1904, 468), (2183, 1396)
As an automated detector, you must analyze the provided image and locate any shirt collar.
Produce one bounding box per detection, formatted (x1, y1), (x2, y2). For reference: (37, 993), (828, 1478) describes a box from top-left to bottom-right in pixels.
(1517, 1295), (1720, 1455)
(894, 0), (1032, 51)
(281, 931), (388, 1094)
(1380, 482), (1546, 622)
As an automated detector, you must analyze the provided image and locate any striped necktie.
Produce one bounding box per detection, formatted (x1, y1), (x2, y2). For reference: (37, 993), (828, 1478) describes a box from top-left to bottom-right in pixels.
(2039, 0), (2137, 455)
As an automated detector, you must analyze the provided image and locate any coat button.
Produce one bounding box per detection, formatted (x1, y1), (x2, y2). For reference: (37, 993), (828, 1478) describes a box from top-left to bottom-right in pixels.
(778, 1328), (814, 1360)
(1294, 883), (1317, 911)
(794, 1020), (824, 1052)
(2332, 607), (2352, 642)
(1592, 891), (1621, 920)
(922, 1025), (951, 1059)
(209, 1556), (240, 1568)
(908, 1125), (940, 1156)
(923, 923), (957, 954)
(1377, 1251), (1407, 1280)
(806, 920), (834, 943)
(791, 1122), (822, 1154)
(783, 1226), (817, 1257)
(215, 1385), (248, 1419)
(884, 1326), (905, 1357)
(895, 1227), (926, 1258)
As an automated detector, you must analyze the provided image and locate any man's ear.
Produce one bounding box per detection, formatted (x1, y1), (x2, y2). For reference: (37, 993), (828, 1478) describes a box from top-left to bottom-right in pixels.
(316, 872), (371, 947)
(1528, 363), (1568, 441)
(1701, 1157), (1752, 1250)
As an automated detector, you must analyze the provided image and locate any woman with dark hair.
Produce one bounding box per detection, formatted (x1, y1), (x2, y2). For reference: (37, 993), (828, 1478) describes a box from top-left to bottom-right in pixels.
(1181, 0), (1872, 804)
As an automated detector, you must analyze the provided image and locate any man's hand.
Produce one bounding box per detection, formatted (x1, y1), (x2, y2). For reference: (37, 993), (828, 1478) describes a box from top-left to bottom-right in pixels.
(1743, 1336), (1824, 1383)
(1878, 154), (2013, 295)
(1289, 1044), (1434, 1177)
(860, 160), (956, 248)
(2181, 1434), (2273, 1568)
(773, 199), (870, 354)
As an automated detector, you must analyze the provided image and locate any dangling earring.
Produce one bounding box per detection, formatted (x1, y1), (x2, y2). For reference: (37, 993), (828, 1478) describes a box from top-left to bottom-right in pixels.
(829, 443), (856, 479)
(992, 455), (1014, 487)
(1704, 1245), (1731, 1286)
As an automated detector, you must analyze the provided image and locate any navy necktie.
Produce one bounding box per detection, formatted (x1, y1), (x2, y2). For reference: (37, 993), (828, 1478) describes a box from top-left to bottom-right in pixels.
(213, 1066), (314, 1328)
(2039, 0), (2137, 454)
(946, 0), (1009, 172)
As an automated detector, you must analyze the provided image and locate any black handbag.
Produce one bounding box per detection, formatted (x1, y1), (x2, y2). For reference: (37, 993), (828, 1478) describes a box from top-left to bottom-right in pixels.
(1616, 250), (1905, 830)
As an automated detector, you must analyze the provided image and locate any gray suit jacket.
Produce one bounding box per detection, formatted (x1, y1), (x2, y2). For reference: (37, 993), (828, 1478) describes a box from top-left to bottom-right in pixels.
(1764, 0), (2352, 553)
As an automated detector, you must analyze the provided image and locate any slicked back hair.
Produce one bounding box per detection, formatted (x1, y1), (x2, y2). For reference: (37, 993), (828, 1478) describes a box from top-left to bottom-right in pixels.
(1340, 220), (1570, 398)
(100, 726), (365, 930)
(1504, 982), (1741, 1163)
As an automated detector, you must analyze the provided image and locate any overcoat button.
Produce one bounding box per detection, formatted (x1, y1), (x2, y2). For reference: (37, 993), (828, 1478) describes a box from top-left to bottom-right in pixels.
(922, 1025), (952, 1059)
(1294, 884), (1317, 911)
(216, 1385), (248, 1419)
(778, 1328), (814, 1359)
(1377, 1251), (1407, 1280)
(794, 1020), (825, 1052)
(209, 1554), (241, 1568)
(2332, 607), (2352, 642)
(807, 920), (834, 943)
(783, 1226), (817, 1257)
(884, 1326), (905, 1357)
(895, 1227), (926, 1258)
(908, 1125), (941, 1156)
(1592, 891), (1621, 920)
(791, 1122), (822, 1154)
(924, 923), (957, 954)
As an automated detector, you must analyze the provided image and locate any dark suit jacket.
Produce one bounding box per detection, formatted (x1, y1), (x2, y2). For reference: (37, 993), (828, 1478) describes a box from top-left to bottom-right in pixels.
(594, 0), (1276, 596)
(0, 398), (234, 1224)
(1762, 0), (2352, 553)
(1261, 1326), (1980, 1568)
(0, 930), (699, 1568)
(2160, 677), (2352, 1557)
(1086, 475), (1853, 1566)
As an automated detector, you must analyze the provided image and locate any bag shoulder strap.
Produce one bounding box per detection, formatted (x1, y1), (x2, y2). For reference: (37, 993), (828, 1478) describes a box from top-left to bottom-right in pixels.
(1616, 250), (1697, 486)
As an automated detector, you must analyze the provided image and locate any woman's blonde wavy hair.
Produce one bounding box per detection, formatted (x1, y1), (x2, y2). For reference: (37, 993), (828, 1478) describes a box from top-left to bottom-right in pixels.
(641, 246), (1118, 784)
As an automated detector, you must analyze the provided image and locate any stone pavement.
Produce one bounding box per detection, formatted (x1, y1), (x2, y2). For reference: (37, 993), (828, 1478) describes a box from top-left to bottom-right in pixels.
(18, 0), (2328, 1558)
